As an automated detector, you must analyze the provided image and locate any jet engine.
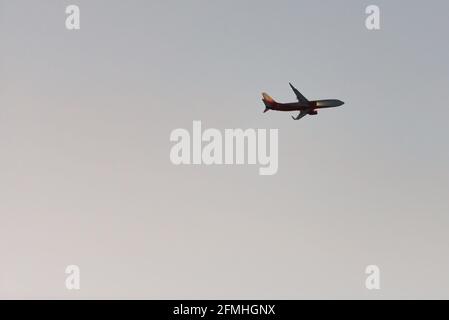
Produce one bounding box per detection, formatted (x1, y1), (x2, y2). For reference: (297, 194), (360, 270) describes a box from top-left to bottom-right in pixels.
(308, 110), (318, 115)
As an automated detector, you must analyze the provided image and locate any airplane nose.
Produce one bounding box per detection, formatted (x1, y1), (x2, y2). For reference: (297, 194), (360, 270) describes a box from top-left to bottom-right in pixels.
(338, 100), (345, 106)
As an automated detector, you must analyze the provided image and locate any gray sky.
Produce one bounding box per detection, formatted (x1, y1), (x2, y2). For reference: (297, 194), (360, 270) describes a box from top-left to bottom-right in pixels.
(1, 0), (448, 299)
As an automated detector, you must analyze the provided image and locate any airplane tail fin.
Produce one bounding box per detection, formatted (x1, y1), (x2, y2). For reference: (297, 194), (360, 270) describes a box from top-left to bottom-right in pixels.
(262, 92), (276, 112)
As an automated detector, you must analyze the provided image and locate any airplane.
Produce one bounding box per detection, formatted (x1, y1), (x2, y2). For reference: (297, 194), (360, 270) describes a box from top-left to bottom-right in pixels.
(262, 83), (344, 120)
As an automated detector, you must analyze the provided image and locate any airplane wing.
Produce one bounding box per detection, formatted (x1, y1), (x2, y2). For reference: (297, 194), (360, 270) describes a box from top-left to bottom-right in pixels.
(289, 83), (309, 104)
(291, 110), (309, 120)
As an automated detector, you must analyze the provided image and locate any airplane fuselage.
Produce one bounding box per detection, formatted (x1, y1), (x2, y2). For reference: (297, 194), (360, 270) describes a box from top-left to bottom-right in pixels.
(261, 83), (344, 120)
(270, 99), (345, 112)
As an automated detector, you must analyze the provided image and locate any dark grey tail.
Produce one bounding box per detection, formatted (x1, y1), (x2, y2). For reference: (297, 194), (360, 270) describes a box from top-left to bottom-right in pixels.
(262, 99), (272, 113)
(262, 92), (276, 113)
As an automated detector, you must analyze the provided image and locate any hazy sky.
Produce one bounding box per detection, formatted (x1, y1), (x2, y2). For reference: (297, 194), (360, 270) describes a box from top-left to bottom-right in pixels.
(1, 0), (448, 299)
